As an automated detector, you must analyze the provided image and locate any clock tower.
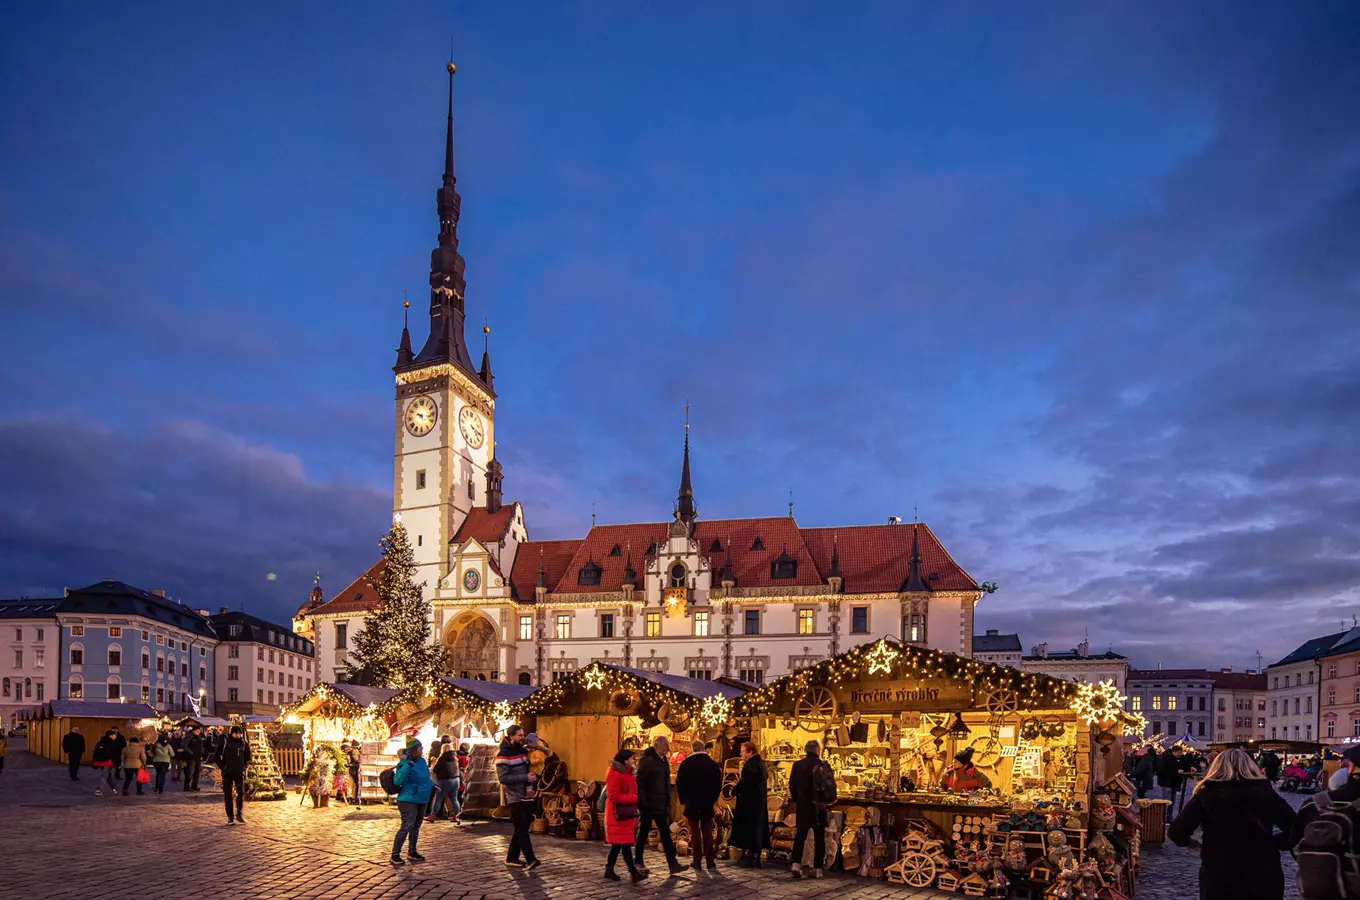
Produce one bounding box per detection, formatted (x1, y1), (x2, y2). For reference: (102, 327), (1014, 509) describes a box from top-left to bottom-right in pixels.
(392, 61), (497, 599)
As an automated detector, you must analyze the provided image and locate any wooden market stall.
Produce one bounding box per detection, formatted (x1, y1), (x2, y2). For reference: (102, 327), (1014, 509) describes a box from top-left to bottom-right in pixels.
(737, 638), (1142, 897)
(281, 682), (403, 803)
(23, 699), (160, 764)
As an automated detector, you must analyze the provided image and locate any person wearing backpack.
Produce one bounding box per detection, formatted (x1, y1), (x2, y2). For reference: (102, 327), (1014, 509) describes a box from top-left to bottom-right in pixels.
(1292, 745), (1360, 900)
(788, 740), (834, 878)
(1168, 747), (1297, 900)
(218, 725), (252, 824)
(391, 738), (435, 866)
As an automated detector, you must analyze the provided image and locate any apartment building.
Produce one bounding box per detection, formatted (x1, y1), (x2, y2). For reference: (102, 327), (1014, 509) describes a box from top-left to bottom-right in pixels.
(0, 599), (60, 727)
(210, 611), (315, 716)
(1125, 669), (1213, 741)
(1209, 669), (1267, 743)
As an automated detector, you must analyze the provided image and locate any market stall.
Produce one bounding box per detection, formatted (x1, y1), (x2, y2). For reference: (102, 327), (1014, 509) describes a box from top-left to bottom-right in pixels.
(22, 700), (160, 764)
(737, 638), (1142, 897)
(281, 682), (403, 804)
(513, 662), (749, 841)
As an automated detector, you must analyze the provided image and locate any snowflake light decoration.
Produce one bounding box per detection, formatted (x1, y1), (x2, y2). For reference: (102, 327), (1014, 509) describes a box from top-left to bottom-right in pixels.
(583, 666), (607, 691)
(1071, 680), (1126, 726)
(700, 694), (731, 726)
(491, 700), (514, 729)
(1121, 711), (1148, 736)
(864, 640), (901, 676)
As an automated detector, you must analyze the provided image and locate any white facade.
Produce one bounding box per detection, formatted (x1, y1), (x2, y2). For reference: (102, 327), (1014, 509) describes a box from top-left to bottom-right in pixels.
(1125, 670), (1213, 741)
(211, 612), (315, 715)
(1, 604), (59, 727)
(1267, 658), (1322, 742)
(1022, 643), (1129, 693)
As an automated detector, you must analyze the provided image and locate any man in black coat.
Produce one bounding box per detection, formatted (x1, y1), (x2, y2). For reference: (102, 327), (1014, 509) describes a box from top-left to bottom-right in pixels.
(675, 739), (722, 871)
(184, 726), (205, 791)
(634, 736), (685, 875)
(788, 740), (831, 878)
(218, 725), (253, 825)
(1131, 746), (1157, 799)
(1156, 745), (1186, 809)
(110, 727), (127, 782)
(62, 726), (86, 780)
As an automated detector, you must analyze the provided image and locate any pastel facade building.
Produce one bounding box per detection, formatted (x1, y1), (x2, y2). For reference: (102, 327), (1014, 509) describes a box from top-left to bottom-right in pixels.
(0, 599), (60, 727)
(1125, 669), (1213, 741)
(210, 611), (315, 717)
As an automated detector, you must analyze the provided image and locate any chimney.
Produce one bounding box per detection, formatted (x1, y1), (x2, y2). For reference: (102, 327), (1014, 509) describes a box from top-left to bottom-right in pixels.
(1031, 643), (1048, 659)
(150, 589), (166, 598)
(1077, 640), (1090, 658)
(986, 629), (999, 636)
(1221, 667), (1232, 673)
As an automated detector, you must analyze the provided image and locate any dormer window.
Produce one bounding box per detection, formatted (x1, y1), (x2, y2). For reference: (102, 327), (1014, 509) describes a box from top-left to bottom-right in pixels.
(645, 542), (658, 555)
(770, 550), (797, 580)
(751, 536), (765, 551)
(669, 564), (687, 588)
(609, 544), (622, 557)
(709, 538), (723, 552)
(578, 558), (602, 586)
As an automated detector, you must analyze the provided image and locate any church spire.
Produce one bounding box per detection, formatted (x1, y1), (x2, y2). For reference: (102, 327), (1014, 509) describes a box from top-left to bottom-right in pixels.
(395, 295), (414, 368)
(676, 424), (696, 531)
(903, 523), (928, 592)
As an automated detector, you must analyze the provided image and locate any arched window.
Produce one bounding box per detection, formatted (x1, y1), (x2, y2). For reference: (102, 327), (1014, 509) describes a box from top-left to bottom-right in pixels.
(669, 564), (687, 588)
(156, 651), (165, 672)
(68, 675), (84, 699)
(69, 642), (84, 666)
(1, 677), (9, 697)
(107, 643), (122, 667)
(24, 677), (31, 698)
(518, 672), (532, 685)
(106, 677), (121, 701)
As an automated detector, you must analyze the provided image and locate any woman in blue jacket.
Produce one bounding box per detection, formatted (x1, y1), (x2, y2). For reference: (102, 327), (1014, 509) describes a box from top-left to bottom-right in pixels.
(391, 739), (435, 866)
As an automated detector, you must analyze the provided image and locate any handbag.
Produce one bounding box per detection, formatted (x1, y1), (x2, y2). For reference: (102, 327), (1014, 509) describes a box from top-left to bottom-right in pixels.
(613, 801), (639, 820)
(136, 768), (151, 785)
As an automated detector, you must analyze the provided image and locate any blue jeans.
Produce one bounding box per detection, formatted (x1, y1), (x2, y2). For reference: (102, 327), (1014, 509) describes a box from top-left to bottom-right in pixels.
(433, 778), (462, 818)
(394, 801), (425, 858)
(153, 762), (169, 792)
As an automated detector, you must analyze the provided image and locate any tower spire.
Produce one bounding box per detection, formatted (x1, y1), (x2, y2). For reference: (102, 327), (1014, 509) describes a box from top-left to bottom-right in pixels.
(479, 318), (494, 388)
(395, 292), (414, 368)
(676, 410), (696, 530)
(904, 522), (928, 592)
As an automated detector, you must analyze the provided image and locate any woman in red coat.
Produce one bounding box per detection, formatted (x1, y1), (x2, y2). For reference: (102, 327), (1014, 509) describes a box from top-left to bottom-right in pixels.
(604, 749), (646, 882)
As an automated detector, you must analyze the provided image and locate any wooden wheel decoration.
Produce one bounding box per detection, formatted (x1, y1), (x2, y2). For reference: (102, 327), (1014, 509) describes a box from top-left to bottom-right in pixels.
(971, 736), (1003, 768)
(900, 850), (937, 888)
(610, 688), (641, 714)
(794, 686), (837, 732)
(982, 686), (1020, 717)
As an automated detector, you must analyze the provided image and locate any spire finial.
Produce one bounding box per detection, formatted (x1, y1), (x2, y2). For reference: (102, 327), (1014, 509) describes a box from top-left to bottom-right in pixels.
(403, 289), (410, 327)
(444, 55), (456, 180)
(395, 291), (414, 368)
(314, 570), (321, 586)
(788, 488), (793, 519)
(591, 501), (597, 528)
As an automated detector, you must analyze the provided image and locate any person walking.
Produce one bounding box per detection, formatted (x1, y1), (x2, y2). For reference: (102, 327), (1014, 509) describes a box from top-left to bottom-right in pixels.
(62, 725), (86, 781)
(120, 737), (147, 795)
(1131, 746), (1158, 799)
(170, 729), (185, 783)
(1156, 745), (1187, 811)
(730, 741), (770, 867)
(675, 739), (722, 872)
(110, 726), (127, 784)
(634, 736), (686, 875)
(496, 725), (541, 870)
(391, 738), (435, 866)
(1168, 748), (1297, 900)
(789, 740), (833, 878)
(91, 728), (119, 796)
(0, 731), (7, 778)
(1259, 749), (1281, 784)
(217, 725), (252, 824)
(150, 733), (174, 794)
(184, 726), (205, 792)
(428, 739), (462, 825)
(604, 749), (646, 882)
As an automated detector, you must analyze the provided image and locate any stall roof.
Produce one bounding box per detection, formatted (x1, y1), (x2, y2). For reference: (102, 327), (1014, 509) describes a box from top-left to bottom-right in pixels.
(284, 682), (404, 719)
(329, 684), (403, 708)
(609, 667), (747, 701)
(38, 700), (159, 720)
(440, 677), (537, 703)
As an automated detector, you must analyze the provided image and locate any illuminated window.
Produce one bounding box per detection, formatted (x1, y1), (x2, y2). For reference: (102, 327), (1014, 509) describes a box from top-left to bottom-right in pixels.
(1131, 696), (1141, 711)
(71, 626), (84, 637)
(519, 616), (533, 641)
(555, 615), (571, 640)
(645, 613), (661, 638)
(1152, 695), (1162, 711)
(694, 612), (709, 637)
(69, 677), (83, 699)
(1167, 695), (1177, 711)
(108, 627), (121, 637)
(798, 609), (815, 635)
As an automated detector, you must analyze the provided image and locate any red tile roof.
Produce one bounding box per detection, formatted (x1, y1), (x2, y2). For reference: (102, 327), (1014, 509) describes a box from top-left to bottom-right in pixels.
(1209, 672), (1267, 691)
(801, 522), (976, 593)
(306, 559), (386, 617)
(451, 503), (519, 547)
(551, 523), (667, 593)
(696, 518), (825, 589)
(509, 539), (584, 603)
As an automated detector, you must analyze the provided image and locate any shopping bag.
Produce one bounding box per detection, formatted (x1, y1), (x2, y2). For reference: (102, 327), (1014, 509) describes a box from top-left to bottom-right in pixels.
(136, 768), (151, 785)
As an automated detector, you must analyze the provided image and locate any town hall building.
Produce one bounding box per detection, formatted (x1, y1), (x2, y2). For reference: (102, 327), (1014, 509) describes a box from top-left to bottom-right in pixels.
(295, 65), (990, 687)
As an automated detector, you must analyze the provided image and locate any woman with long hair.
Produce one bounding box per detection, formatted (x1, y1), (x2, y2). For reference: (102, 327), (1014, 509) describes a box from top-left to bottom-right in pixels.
(729, 741), (771, 867)
(1168, 747), (1297, 900)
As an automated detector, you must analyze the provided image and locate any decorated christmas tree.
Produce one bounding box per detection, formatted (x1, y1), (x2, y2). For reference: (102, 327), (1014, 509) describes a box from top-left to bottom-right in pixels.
(345, 521), (443, 690)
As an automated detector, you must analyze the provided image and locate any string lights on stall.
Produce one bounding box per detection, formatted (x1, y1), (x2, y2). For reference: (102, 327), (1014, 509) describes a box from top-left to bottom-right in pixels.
(514, 661), (724, 723)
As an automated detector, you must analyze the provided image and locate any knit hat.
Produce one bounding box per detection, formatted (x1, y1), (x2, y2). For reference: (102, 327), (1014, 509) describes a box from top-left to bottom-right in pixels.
(1342, 746), (1360, 767)
(954, 746), (975, 766)
(613, 749), (634, 764)
(406, 737), (423, 751)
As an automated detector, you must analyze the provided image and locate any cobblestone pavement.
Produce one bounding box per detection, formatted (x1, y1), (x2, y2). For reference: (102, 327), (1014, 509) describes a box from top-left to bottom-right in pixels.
(0, 741), (1296, 899)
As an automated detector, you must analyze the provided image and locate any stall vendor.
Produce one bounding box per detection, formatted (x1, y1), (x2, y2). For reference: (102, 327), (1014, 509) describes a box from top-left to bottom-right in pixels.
(941, 746), (991, 793)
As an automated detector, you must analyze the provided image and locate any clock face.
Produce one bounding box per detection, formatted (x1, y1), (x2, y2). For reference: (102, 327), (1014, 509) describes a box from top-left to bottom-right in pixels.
(463, 569), (481, 592)
(404, 396), (438, 437)
(459, 406), (485, 449)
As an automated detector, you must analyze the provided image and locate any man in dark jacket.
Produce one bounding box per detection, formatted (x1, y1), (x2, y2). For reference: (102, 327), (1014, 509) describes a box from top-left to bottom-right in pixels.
(1259, 749), (1281, 783)
(675, 740), (722, 871)
(62, 726), (86, 780)
(496, 725), (540, 870)
(1156, 746), (1186, 808)
(1131, 746), (1158, 799)
(110, 727), (128, 782)
(634, 736), (685, 875)
(184, 726), (204, 791)
(218, 725), (252, 825)
(788, 740), (832, 878)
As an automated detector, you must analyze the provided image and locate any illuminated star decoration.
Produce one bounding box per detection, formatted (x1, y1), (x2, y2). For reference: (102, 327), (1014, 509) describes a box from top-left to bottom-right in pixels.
(864, 640), (901, 676)
(583, 666), (607, 691)
(699, 695), (731, 726)
(1071, 680), (1127, 726)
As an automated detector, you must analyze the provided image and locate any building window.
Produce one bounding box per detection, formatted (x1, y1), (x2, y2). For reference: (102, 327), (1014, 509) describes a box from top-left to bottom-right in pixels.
(228, 688), (239, 702)
(36, 682), (43, 701)
(417, 534), (423, 546)
(1329, 665), (1338, 679)
(770, 552), (797, 580)
(1295, 698), (1301, 715)
(1151, 721), (1162, 735)
(34, 648), (43, 668)
(1198, 721), (1205, 736)
(268, 649), (274, 664)
(1273, 676), (1278, 688)
(140, 683), (150, 701)
(1131, 696), (1141, 711)
(1, 678), (8, 697)
(1167, 695), (1177, 711)
(644, 613), (661, 638)
(467, 480), (475, 500)
(906, 613), (925, 643)
(519, 616), (532, 641)
(107, 647), (121, 667)
(599, 614), (614, 639)
(69, 678), (83, 699)
(1307, 696), (1314, 713)
(1197, 696), (1205, 711)
(1286, 675), (1292, 687)
(227, 645), (239, 659)
(1328, 690), (1336, 706)
(851, 607), (868, 634)
(36, 628), (44, 641)
(798, 609), (815, 635)
(335, 623), (347, 649)
(1217, 716), (1225, 728)
(577, 559), (602, 586)
(1152, 695), (1162, 711)
(69, 645), (84, 665)
(1309, 670), (1315, 684)
(106, 680), (120, 700)
(1272, 699), (1278, 716)
(694, 611), (709, 637)
(688, 668), (713, 680)
(1168, 720), (1177, 734)
(257, 667), (264, 682)
(200, 664), (207, 683)
(71, 625), (84, 637)
(228, 666), (239, 681)
(1217, 698), (1225, 712)
(155, 634), (163, 645)
(637, 657), (667, 673)
(744, 610), (760, 635)
(108, 627), (121, 637)
(555, 615), (571, 640)
(416, 469), (426, 489)
(12, 650), (21, 669)
(180, 661), (188, 677)
(11, 628), (19, 641)
(739, 668), (764, 684)
(267, 690), (274, 704)
(669, 564), (686, 588)
(257, 689), (264, 703)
